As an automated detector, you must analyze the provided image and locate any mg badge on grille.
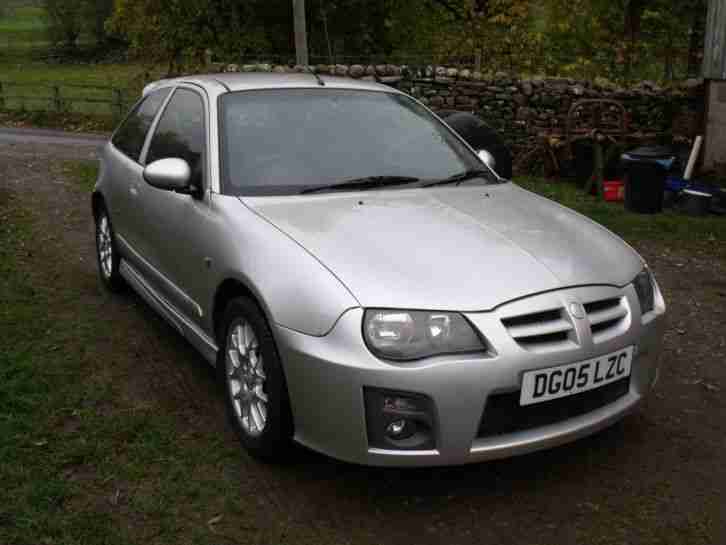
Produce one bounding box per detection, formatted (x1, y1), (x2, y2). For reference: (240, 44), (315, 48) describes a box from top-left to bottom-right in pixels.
(569, 302), (586, 320)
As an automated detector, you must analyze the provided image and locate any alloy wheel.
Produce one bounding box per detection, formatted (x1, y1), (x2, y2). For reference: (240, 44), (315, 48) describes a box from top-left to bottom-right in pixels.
(97, 215), (113, 279)
(226, 320), (268, 437)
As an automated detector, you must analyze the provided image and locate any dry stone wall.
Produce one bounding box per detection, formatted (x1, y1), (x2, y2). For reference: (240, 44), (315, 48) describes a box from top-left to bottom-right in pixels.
(218, 62), (705, 153)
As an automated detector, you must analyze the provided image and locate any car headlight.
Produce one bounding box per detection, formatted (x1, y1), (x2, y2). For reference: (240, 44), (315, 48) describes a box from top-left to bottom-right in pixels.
(633, 267), (655, 315)
(363, 309), (487, 361)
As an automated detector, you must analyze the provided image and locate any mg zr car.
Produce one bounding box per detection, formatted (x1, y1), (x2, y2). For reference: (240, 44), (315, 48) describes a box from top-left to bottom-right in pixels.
(92, 73), (666, 466)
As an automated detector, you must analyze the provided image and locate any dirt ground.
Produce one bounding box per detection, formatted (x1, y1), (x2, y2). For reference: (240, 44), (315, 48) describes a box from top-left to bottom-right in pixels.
(1, 137), (725, 545)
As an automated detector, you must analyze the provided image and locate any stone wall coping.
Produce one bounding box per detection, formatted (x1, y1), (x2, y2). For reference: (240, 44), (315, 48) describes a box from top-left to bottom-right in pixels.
(214, 62), (704, 93)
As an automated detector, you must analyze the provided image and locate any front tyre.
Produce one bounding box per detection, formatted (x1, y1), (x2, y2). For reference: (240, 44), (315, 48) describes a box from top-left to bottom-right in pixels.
(218, 297), (293, 461)
(95, 207), (125, 292)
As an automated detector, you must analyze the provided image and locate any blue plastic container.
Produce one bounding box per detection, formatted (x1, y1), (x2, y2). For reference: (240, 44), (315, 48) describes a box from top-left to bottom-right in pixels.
(665, 176), (688, 193)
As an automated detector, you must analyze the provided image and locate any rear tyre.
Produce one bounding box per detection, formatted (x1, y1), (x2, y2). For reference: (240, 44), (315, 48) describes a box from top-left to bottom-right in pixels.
(94, 206), (126, 292)
(439, 111), (513, 179)
(217, 297), (294, 461)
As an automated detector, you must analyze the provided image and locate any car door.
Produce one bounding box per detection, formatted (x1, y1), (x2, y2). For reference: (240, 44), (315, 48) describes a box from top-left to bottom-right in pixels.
(135, 85), (211, 325)
(106, 88), (172, 256)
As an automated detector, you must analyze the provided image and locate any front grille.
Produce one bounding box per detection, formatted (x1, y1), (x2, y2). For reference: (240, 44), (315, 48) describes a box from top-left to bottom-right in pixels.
(501, 308), (576, 351)
(584, 297), (628, 343)
(477, 378), (630, 438)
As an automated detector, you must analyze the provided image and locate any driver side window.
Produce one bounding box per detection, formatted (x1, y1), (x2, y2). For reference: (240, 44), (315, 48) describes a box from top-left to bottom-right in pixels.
(146, 88), (206, 188)
(111, 88), (171, 162)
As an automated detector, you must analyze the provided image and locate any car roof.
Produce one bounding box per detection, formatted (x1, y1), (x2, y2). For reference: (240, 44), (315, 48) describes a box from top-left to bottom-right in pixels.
(143, 72), (400, 96)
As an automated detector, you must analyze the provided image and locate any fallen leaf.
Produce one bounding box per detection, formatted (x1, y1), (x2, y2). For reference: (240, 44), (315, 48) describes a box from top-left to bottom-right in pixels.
(703, 383), (720, 392)
(110, 489), (121, 506)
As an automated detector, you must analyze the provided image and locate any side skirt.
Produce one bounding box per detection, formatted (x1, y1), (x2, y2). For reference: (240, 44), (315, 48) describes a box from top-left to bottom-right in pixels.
(120, 259), (219, 366)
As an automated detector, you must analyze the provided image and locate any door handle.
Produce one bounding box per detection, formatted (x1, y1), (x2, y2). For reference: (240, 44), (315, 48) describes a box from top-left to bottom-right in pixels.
(130, 186), (139, 197)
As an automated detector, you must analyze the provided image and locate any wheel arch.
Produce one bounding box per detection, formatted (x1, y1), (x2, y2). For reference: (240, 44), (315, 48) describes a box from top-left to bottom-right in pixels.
(91, 190), (106, 220)
(212, 277), (271, 344)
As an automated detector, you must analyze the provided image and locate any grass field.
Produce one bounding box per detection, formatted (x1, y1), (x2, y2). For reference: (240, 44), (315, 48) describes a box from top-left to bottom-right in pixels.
(0, 4), (153, 123)
(0, 74), (140, 121)
(0, 167), (251, 545)
(0, 188), (125, 544)
(0, 5), (48, 50)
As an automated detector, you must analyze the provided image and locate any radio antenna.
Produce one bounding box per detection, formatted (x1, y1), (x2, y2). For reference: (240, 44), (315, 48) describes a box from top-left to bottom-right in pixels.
(303, 65), (325, 86)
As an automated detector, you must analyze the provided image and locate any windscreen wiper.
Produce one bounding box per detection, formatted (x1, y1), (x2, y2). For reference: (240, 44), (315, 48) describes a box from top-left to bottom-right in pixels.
(422, 169), (493, 188)
(300, 176), (421, 195)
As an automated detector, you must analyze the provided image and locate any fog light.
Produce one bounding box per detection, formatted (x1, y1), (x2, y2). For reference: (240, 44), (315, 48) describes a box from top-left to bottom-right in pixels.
(386, 419), (415, 440)
(364, 388), (436, 450)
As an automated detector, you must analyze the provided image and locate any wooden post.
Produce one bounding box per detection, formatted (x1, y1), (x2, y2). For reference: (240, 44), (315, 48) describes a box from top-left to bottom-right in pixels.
(52, 85), (61, 112)
(585, 133), (608, 200)
(113, 88), (124, 118)
(293, 0), (309, 66)
(703, 0), (726, 170)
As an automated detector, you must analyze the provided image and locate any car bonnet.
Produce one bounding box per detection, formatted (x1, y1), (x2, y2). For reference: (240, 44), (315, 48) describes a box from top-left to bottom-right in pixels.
(241, 183), (643, 312)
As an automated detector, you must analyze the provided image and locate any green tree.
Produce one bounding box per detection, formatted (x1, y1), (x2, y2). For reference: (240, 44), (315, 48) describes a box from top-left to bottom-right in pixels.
(386, 0), (533, 69)
(106, 0), (707, 80)
(44, 0), (84, 47)
(109, 0), (281, 72)
(533, 0), (708, 81)
(84, 0), (115, 46)
(109, 0), (394, 68)
(306, 0), (392, 61)
(44, 0), (119, 49)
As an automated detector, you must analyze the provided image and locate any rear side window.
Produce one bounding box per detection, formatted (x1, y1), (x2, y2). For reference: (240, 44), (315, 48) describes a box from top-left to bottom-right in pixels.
(146, 89), (206, 187)
(111, 88), (171, 162)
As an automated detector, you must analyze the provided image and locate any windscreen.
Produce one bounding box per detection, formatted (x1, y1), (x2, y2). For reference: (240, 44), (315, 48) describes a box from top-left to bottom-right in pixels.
(219, 89), (488, 195)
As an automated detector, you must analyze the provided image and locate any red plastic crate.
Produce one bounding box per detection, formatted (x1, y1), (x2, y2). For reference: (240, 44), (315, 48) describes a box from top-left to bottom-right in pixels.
(603, 180), (625, 202)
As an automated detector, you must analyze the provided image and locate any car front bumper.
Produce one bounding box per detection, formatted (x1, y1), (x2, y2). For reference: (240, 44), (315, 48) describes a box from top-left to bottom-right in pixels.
(275, 285), (666, 467)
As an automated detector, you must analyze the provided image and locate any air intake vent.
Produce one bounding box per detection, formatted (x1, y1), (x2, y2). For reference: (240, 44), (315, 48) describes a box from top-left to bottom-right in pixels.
(477, 378), (630, 438)
(501, 308), (576, 351)
(584, 297), (629, 343)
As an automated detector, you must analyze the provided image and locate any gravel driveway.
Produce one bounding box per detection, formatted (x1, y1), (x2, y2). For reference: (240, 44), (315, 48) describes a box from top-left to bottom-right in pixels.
(1, 131), (725, 545)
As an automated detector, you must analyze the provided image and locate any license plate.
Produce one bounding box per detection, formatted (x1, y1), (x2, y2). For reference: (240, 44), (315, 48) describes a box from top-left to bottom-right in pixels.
(520, 346), (634, 406)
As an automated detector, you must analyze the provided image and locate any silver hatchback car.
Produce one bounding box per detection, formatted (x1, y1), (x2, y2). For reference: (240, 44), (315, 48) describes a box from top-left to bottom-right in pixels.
(92, 73), (666, 466)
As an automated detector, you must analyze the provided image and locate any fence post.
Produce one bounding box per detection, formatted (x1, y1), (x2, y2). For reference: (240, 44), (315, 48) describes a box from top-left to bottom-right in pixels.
(113, 88), (124, 118)
(0, 82), (4, 110)
(52, 85), (62, 113)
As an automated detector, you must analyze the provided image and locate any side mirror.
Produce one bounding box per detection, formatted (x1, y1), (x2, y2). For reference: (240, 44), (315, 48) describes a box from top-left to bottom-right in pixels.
(143, 158), (193, 193)
(477, 149), (497, 172)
